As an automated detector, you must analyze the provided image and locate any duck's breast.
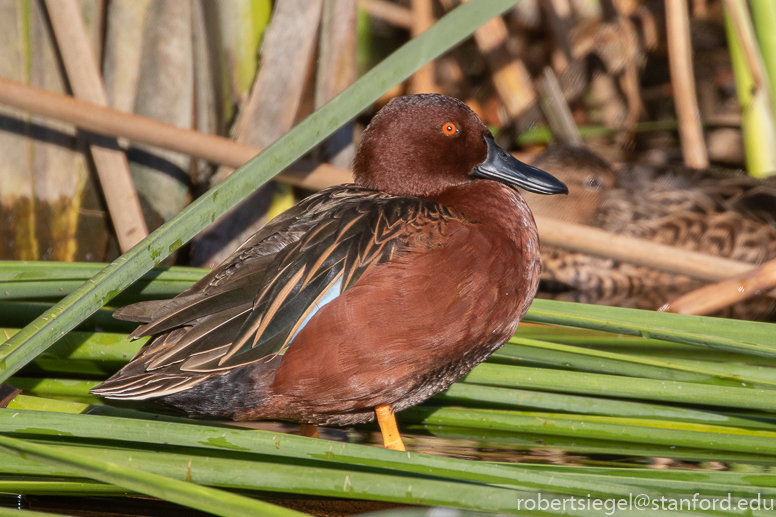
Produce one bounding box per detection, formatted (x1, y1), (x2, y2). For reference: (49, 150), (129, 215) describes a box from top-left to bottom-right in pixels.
(262, 181), (540, 423)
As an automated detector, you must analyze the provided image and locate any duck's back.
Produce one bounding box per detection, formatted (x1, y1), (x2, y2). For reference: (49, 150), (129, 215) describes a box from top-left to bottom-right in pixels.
(534, 150), (776, 320)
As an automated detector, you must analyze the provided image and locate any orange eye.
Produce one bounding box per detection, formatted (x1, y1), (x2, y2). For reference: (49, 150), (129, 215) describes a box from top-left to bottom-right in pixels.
(441, 122), (458, 136)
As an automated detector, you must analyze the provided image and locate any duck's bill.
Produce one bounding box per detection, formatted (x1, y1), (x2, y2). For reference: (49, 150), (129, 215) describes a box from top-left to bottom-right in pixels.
(472, 136), (568, 195)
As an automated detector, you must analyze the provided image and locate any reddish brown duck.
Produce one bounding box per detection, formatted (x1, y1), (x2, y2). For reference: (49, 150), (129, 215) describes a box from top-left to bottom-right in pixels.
(525, 145), (776, 320)
(91, 94), (568, 450)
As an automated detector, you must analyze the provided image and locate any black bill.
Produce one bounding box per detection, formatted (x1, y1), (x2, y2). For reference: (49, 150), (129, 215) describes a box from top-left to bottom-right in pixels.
(472, 136), (568, 195)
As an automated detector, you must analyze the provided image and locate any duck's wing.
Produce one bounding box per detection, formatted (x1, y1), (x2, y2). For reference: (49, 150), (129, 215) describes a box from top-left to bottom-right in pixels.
(92, 185), (455, 399)
(112, 187), (353, 327)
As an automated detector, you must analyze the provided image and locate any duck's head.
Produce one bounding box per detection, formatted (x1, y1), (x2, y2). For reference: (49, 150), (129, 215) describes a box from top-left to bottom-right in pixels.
(524, 145), (615, 225)
(353, 94), (568, 199)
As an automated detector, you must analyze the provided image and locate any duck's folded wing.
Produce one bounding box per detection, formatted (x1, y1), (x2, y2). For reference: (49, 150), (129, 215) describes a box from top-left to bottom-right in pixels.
(92, 186), (454, 398)
(111, 187), (348, 328)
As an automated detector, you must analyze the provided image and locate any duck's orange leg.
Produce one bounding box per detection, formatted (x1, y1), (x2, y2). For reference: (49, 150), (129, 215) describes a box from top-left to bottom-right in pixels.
(300, 423), (320, 438)
(375, 404), (406, 451)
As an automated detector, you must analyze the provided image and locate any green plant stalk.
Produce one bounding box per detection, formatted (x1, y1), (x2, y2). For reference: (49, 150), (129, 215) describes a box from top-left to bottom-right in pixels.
(221, 0), (271, 102)
(418, 425), (776, 464)
(520, 337), (776, 368)
(404, 406), (776, 457)
(7, 378), (116, 406)
(356, 5), (373, 76)
(0, 435), (309, 517)
(0, 280), (188, 301)
(22, 358), (122, 378)
(463, 363), (776, 411)
(515, 326), (614, 337)
(8, 378), (100, 398)
(13, 375), (775, 430)
(499, 344), (772, 378)
(0, 410), (651, 499)
(724, 0), (776, 178)
(0, 262), (205, 300)
(0, 261), (206, 282)
(5, 394), (91, 414)
(0, 507), (114, 517)
(512, 329), (776, 363)
(616, 355), (776, 381)
(751, 0), (776, 129)
(0, 0), (524, 385)
(521, 337), (776, 364)
(0, 479), (126, 497)
(9, 439), (769, 515)
(0, 448), (749, 517)
(3, 435), (775, 509)
(525, 299), (776, 353)
(0, 329), (143, 362)
(494, 464), (776, 499)
(497, 339), (776, 388)
(436, 383), (776, 430)
(0, 301), (136, 334)
(520, 463), (776, 486)
(0, 442), (570, 513)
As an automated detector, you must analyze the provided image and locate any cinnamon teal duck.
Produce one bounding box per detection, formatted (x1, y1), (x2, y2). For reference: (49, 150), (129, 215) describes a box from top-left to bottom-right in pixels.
(525, 145), (776, 320)
(91, 94), (568, 450)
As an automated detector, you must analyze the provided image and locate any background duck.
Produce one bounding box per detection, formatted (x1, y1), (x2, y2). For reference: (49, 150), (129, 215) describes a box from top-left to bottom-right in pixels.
(525, 145), (776, 321)
(91, 94), (567, 450)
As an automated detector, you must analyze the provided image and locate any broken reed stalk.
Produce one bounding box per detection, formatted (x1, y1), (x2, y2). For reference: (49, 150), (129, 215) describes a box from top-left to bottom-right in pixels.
(408, 0), (439, 94)
(661, 258), (776, 315)
(358, 0), (412, 29)
(540, 0), (574, 72)
(0, 76), (352, 190)
(197, 0), (327, 267)
(316, 0), (358, 169)
(692, 0), (709, 19)
(462, 0), (535, 120)
(664, 0), (709, 169)
(43, 0), (149, 252)
(537, 67), (582, 146)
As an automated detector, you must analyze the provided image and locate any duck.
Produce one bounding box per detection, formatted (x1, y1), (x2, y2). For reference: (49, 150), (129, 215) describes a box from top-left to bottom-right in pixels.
(91, 94), (567, 450)
(524, 145), (776, 320)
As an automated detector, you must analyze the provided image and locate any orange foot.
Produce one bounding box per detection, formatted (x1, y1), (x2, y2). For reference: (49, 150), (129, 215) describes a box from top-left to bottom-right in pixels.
(375, 404), (406, 451)
(300, 423), (320, 439)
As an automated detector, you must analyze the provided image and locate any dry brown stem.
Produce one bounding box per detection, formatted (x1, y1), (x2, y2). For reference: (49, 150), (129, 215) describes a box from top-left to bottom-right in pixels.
(44, 0), (148, 252)
(358, 0), (413, 29)
(665, 0), (709, 169)
(317, 0), (358, 169)
(0, 76), (351, 190)
(537, 67), (582, 146)
(408, 0), (439, 94)
(535, 216), (774, 298)
(463, 0), (535, 120)
(660, 258), (776, 315)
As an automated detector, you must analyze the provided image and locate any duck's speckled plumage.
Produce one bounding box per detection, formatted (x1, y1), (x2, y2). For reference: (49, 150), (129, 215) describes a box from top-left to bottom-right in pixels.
(526, 145), (776, 320)
(92, 94), (566, 428)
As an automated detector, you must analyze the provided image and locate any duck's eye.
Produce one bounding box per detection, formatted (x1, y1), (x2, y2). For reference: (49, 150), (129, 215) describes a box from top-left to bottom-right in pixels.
(441, 122), (458, 136)
(584, 177), (603, 190)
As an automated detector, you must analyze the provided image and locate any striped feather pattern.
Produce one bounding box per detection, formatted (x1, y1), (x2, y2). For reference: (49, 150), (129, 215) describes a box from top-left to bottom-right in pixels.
(532, 153), (776, 320)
